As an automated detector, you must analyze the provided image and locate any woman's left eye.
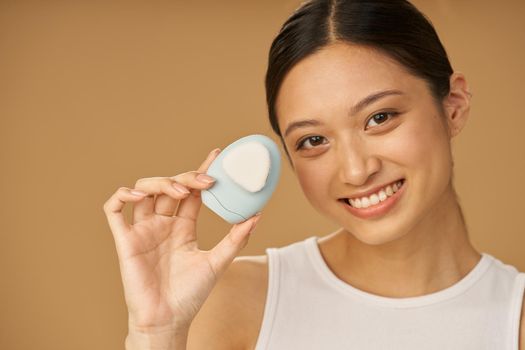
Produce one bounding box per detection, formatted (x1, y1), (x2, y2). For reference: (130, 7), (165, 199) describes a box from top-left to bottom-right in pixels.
(365, 111), (399, 129)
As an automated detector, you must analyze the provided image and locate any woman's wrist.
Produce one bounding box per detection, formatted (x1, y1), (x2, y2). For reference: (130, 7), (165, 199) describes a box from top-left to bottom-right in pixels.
(125, 321), (190, 350)
(125, 326), (189, 350)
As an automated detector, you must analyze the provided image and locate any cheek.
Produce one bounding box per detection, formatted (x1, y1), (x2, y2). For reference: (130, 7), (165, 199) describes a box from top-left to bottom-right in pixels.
(381, 114), (453, 207)
(380, 114), (450, 167)
(294, 160), (333, 208)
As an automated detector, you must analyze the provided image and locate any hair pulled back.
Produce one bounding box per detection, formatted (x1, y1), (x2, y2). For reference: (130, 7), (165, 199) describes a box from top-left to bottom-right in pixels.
(265, 0), (453, 159)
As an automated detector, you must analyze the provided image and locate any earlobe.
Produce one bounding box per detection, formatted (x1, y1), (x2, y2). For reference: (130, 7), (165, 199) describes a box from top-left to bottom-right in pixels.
(443, 72), (472, 138)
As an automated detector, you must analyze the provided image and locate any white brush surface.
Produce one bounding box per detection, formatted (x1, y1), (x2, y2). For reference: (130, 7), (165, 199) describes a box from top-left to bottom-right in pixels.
(221, 141), (270, 192)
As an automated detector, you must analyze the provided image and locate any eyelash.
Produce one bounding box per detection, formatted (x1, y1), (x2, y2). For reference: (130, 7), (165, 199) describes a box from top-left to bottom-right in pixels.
(295, 111), (400, 151)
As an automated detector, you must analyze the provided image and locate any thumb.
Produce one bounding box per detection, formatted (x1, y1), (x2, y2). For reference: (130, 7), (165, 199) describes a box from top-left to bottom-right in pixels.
(208, 213), (262, 275)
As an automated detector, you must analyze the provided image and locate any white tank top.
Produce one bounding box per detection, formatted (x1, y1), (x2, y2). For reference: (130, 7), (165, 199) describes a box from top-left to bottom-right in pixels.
(254, 236), (525, 350)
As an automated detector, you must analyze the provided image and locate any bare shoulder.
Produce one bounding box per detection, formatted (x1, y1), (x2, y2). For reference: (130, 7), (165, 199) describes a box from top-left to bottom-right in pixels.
(520, 291), (525, 350)
(187, 254), (269, 350)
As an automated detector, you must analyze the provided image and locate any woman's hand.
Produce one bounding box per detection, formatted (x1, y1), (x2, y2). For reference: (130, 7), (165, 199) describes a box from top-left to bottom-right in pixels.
(102, 148), (262, 334)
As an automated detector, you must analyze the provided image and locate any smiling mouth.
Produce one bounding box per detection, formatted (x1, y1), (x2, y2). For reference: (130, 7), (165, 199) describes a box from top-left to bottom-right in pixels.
(339, 179), (405, 209)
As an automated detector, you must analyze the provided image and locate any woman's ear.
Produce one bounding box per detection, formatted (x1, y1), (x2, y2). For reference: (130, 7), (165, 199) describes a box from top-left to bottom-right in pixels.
(442, 72), (473, 138)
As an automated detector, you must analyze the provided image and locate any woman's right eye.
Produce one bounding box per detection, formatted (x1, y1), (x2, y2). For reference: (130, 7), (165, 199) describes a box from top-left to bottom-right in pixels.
(296, 135), (327, 150)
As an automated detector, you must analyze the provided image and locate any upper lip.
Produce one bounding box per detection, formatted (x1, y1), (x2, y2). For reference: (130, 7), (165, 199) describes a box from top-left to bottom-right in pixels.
(340, 178), (405, 200)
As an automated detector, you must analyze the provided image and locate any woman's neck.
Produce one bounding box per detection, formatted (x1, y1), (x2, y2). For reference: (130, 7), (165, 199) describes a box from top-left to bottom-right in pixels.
(318, 187), (482, 298)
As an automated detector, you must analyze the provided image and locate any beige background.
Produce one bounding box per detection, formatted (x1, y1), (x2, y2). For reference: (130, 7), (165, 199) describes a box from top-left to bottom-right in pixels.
(1, 0), (524, 348)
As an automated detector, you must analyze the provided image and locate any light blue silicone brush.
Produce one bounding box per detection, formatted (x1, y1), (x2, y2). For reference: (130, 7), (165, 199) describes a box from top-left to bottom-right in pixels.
(201, 134), (281, 224)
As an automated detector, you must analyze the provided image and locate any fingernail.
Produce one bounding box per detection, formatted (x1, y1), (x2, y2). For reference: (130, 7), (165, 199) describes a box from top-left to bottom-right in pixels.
(131, 190), (147, 196)
(172, 182), (190, 194)
(197, 173), (216, 184)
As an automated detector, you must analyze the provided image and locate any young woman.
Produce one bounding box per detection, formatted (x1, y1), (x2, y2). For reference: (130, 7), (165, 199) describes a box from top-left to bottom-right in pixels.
(103, 0), (525, 349)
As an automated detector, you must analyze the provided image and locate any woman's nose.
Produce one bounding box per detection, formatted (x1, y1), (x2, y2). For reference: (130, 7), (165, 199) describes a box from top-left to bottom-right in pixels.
(337, 139), (381, 186)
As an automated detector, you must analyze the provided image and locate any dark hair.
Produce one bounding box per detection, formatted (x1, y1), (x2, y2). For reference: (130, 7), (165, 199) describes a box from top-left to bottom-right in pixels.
(265, 0), (454, 162)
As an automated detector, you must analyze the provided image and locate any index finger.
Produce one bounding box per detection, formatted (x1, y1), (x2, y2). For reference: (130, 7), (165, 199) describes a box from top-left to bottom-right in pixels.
(174, 148), (220, 221)
(197, 148), (221, 173)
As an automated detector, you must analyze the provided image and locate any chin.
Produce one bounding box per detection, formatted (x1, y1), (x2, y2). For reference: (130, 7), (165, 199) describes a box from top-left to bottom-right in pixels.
(357, 229), (408, 246)
(343, 222), (409, 246)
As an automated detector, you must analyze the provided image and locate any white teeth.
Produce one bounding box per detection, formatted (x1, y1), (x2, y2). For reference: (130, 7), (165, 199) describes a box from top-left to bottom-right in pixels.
(369, 194), (380, 205)
(349, 198), (362, 208)
(346, 180), (404, 209)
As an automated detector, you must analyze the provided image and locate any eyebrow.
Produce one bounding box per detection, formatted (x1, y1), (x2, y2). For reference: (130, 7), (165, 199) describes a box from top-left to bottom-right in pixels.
(283, 89), (404, 138)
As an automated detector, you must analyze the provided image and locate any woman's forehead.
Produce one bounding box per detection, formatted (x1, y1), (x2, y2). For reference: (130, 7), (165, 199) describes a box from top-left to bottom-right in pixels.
(276, 44), (425, 124)
(279, 44), (418, 101)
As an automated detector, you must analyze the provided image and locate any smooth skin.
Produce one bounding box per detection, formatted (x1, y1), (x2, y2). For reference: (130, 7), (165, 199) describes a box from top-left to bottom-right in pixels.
(104, 41), (525, 350)
(275, 42), (482, 298)
(103, 148), (262, 349)
(275, 42), (524, 348)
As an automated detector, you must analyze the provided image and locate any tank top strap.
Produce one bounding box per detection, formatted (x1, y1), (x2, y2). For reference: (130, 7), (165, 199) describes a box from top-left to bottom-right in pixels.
(508, 272), (525, 350)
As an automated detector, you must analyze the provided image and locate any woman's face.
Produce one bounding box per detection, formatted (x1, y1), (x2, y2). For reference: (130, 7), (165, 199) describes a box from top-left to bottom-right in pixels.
(276, 43), (459, 245)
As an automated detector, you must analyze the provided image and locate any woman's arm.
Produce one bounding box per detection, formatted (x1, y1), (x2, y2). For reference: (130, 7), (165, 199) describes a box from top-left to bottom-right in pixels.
(186, 257), (258, 350)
